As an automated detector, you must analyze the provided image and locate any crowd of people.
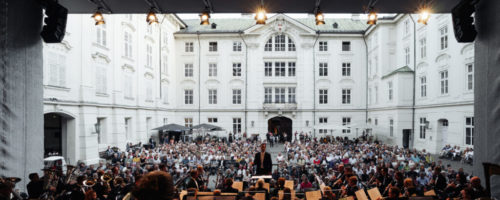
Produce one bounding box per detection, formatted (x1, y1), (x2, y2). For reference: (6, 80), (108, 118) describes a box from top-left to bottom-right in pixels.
(439, 145), (474, 165)
(0, 133), (489, 200)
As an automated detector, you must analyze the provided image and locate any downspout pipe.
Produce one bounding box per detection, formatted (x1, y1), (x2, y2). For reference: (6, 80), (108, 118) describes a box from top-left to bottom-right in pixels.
(197, 32), (201, 126)
(409, 14), (417, 149)
(312, 31), (320, 138)
(239, 31), (248, 134)
(363, 33), (369, 124)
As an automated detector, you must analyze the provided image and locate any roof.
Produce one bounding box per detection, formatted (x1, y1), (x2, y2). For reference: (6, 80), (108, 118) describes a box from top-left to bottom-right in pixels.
(153, 123), (190, 132)
(176, 16), (368, 34)
(192, 123), (224, 131)
(381, 66), (414, 79)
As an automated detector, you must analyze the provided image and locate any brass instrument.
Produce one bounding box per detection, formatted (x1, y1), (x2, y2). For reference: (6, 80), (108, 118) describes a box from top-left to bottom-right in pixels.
(65, 165), (77, 184)
(101, 173), (113, 183)
(83, 178), (97, 187)
(43, 169), (59, 190)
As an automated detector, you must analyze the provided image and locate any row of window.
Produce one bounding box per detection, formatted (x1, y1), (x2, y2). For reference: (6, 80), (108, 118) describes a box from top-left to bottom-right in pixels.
(419, 117), (474, 145)
(184, 63), (242, 77)
(419, 64), (473, 98)
(319, 62), (352, 77)
(264, 87), (296, 103)
(318, 117), (352, 134)
(184, 89), (243, 105)
(183, 117), (242, 134)
(319, 89), (352, 104)
(184, 41), (243, 53)
(318, 41), (352, 52)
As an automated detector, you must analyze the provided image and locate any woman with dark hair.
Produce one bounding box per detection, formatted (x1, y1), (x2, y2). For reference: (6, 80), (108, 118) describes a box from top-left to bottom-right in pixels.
(130, 171), (174, 200)
(283, 187), (292, 200)
(402, 178), (418, 197)
(222, 178), (239, 193)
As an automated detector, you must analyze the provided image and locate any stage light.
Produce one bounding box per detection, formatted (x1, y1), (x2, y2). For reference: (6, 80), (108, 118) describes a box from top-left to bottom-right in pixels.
(146, 8), (158, 25)
(367, 11), (377, 25)
(315, 11), (325, 25)
(255, 6), (267, 25)
(200, 11), (210, 25)
(418, 9), (431, 25)
(92, 11), (105, 25)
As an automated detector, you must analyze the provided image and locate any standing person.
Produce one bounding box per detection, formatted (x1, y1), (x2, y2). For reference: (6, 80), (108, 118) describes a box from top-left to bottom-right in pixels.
(26, 173), (43, 199)
(254, 143), (273, 175)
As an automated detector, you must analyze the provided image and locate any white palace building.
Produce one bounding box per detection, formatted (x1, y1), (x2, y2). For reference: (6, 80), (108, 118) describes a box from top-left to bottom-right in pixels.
(42, 13), (474, 164)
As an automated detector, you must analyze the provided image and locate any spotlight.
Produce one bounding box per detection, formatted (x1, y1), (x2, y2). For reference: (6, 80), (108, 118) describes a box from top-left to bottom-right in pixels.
(146, 8), (158, 25)
(200, 11), (210, 25)
(92, 10), (105, 25)
(417, 9), (431, 25)
(315, 11), (325, 25)
(255, 6), (267, 25)
(367, 10), (377, 25)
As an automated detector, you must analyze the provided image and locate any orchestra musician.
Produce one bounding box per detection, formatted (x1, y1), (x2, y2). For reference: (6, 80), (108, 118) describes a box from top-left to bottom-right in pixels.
(186, 170), (202, 191)
(221, 178), (239, 193)
(196, 165), (209, 191)
(340, 176), (359, 197)
(254, 143), (272, 175)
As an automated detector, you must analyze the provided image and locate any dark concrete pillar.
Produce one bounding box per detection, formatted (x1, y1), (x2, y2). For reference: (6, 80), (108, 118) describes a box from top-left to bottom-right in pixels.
(474, 0), (500, 195)
(0, 0), (44, 190)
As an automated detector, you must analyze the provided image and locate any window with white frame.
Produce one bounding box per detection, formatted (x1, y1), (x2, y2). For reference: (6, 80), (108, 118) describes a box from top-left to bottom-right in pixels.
(375, 86), (379, 103)
(368, 88), (372, 105)
(419, 117), (426, 139)
(275, 62), (286, 77)
(209, 42), (218, 52)
(440, 70), (449, 95)
(342, 117), (351, 133)
(162, 55), (168, 75)
(319, 89), (328, 104)
(95, 64), (107, 94)
(208, 89), (217, 104)
(232, 89), (242, 104)
(440, 26), (448, 50)
(162, 84), (168, 104)
(264, 87), (272, 103)
(185, 63), (193, 77)
(145, 79), (153, 101)
(125, 118), (131, 139)
(342, 41), (351, 51)
(163, 118), (168, 125)
(185, 42), (194, 52)
(208, 117), (218, 123)
(184, 89), (193, 104)
(233, 63), (242, 77)
(264, 34), (295, 52)
(275, 34), (286, 51)
(388, 81), (393, 101)
(342, 62), (351, 76)
(288, 38), (296, 51)
(233, 41), (242, 52)
(466, 63), (474, 91)
(465, 117), (474, 145)
(420, 37), (427, 59)
(264, 38), (273, 51)
(288, 62), (296, 77)
(146, 44), (153, 68)
(405, 47), (410, 66)
(233, 118), (241, 134)
(319, 117), (328, 134)
(319, 41), (328, 51)
(123, 73), (133, 99)
(288, 87), (296, 103)
(420, 76), (427, 97)
(342, 89), (351, 104)
(47, 52), (67, 87)
(319, 62), (328, 76)
(275, 88), (286, 103)
(124, 31), (133, 58)
(389, 119), (394, 137)
(209, 63), (217, 77)
(185, 118), (193, 128)
(265, 62), (272, 77)
(96, 24), (106, 46)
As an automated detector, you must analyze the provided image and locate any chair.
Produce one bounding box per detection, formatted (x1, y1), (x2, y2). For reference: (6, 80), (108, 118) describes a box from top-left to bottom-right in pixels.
(483, 162), (500, 196)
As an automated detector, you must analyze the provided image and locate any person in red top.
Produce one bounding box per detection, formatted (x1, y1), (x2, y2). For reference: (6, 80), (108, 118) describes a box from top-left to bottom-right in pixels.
(313, 157), (321, 165)
(299, 174), (312, 191)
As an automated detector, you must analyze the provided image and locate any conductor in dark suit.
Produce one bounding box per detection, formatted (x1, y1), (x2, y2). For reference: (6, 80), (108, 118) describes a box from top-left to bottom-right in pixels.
(254, 143), (272, 175)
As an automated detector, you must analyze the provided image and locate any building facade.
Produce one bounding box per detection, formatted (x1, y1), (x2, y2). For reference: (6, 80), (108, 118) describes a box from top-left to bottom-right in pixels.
(43, 13), (473, 164)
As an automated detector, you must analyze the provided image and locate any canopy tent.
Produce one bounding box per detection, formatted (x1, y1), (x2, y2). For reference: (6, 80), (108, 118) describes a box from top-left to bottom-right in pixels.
(153, 123), (191, 143)
(192, 123), (223, 131)
(153, 123), (190, 132)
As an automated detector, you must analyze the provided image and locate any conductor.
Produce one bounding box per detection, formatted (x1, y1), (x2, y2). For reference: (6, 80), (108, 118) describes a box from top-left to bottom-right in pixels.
(254, 143), (272, 175)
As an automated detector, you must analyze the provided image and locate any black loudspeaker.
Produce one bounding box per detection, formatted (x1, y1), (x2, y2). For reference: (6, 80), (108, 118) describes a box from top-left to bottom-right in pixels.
(451, 0), (477, 43)
(40, 0), (68, 43)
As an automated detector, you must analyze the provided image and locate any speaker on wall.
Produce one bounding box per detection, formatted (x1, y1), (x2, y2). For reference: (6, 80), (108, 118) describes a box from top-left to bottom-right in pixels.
(40, 0), (68, 43)
(451, 0), (478, 43)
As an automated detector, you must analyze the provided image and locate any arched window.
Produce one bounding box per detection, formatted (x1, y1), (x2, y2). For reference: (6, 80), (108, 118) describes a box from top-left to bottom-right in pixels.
(264, 34), (296, 52)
